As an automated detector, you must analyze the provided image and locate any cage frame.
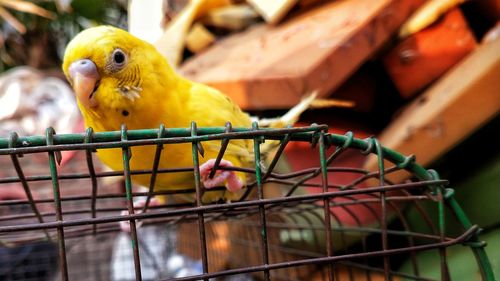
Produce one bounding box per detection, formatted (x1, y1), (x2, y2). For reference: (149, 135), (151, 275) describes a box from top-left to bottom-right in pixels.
(0, 123), (495, 281)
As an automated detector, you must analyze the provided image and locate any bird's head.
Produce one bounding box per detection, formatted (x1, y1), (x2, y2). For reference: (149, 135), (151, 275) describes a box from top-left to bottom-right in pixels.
(62, 26), (175, 125)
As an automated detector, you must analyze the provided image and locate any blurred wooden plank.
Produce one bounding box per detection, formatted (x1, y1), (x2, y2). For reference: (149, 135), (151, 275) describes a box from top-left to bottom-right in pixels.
(200, 4), (259, 31)
(398, 0), (466, 39)
(247, 0), (299, 24)
(154, 0), (232, 67)
(298, 0), (322, 9)
(383, 8), (477, 98)
(180, 0), (425, 110)
(364, 37), (500, 182)
(155, 1), (203, 67)
(185, 23), (216, 53)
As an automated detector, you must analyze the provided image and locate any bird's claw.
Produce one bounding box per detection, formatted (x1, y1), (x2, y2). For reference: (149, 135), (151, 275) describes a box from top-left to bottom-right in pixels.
(199, 159), (243, 192)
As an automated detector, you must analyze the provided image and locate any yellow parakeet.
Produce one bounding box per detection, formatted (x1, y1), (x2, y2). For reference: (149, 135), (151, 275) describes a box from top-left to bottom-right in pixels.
(62, 26), (314, 203)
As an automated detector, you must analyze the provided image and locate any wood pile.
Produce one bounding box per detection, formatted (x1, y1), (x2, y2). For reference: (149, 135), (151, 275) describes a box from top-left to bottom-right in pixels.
(127, 0), (500, 278)
(129, 0), (499, 179)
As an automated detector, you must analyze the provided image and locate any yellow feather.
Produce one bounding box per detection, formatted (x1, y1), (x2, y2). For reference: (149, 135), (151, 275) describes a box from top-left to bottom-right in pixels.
(62, 26), (310, 203)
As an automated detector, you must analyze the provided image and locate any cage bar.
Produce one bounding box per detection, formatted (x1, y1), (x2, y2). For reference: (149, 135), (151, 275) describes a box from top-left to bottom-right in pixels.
(0, 125), (494, 281)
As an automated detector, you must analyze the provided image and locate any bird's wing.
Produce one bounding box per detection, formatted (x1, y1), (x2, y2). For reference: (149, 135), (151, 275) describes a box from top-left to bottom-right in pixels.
(184, 82), (254, 163)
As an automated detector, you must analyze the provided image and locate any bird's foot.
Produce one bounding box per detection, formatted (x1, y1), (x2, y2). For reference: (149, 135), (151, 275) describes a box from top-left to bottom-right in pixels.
(120, 197), (160, 232)
(199, 159), (243, 192)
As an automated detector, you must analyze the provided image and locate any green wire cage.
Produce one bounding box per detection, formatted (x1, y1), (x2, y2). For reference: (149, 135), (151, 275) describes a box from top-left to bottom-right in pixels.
(0, 124), (495, 281)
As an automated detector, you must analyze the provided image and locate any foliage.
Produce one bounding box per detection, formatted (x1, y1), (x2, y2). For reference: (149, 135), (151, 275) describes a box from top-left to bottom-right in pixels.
(0, 0), (127, 72)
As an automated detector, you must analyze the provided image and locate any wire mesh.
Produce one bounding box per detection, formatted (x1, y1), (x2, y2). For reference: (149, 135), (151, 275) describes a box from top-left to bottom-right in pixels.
(0, 124), (494, 281)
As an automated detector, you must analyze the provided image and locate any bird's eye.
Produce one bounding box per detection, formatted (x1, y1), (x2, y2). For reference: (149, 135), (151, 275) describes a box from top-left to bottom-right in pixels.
(112, 49), (127, 66)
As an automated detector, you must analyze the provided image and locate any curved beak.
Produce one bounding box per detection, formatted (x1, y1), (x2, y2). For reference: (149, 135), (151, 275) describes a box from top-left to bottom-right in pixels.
(68, 59), (100, 108)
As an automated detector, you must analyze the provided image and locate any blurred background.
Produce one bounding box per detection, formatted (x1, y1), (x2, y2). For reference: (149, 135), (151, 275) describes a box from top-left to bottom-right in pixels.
(0, 0), (499, 280)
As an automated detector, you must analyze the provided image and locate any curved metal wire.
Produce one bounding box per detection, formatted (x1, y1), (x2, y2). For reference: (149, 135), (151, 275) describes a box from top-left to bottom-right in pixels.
(0, 124), (494, 281)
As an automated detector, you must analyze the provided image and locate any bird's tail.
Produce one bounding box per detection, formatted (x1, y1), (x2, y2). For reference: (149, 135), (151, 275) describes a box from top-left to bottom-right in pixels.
(256, 91), (319, 129)
(255, 91), (353, 156)
(255, 91), (354, 128)
(244, 91), (355, 172)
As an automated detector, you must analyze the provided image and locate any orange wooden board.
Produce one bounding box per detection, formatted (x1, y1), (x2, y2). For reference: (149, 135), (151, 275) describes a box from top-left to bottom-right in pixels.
(180, 0), (425, 110)
(382, 8), (477, 98)
(364, 37), (500, 182)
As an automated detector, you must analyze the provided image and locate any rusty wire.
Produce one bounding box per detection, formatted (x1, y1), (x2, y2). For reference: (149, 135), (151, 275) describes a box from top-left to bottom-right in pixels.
(0, 124), (494, 281)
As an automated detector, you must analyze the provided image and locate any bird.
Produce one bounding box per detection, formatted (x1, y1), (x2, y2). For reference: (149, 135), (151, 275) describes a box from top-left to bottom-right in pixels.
(61, 25), (326, 204)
